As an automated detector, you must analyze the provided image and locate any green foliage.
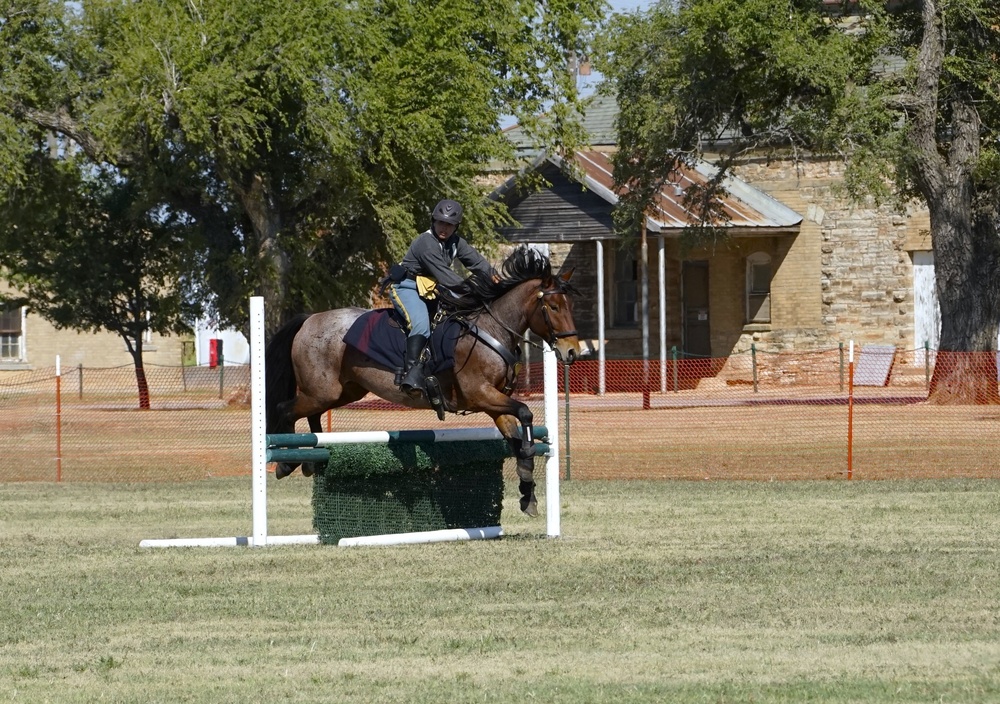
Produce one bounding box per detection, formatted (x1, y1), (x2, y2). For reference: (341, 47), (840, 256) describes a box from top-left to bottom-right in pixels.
(0, 156), (201, 349)
(595, 0), (882, 240)
(595, 0), (1000, 362)
(0, 0), (604, 330)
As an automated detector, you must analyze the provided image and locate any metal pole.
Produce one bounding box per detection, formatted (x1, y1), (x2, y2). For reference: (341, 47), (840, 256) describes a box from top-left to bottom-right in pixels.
(56, 356), (62, 483)
(751, 343), (758, 393)
(563, 363), (571, 481)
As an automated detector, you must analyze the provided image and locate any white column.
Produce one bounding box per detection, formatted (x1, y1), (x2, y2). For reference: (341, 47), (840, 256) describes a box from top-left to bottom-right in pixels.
(596, 239), (606, 395)
(659, 236), (667, 392)
(640, 226), (649, 383)
(543, 343), (560, 538)
(249, 296), (268, 547)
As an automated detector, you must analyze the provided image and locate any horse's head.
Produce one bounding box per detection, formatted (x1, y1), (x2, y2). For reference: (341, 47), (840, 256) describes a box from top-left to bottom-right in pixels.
(528, 268), (582, 364)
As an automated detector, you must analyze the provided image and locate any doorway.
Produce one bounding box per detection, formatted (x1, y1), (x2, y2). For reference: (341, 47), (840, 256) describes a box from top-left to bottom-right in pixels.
(682, 260), (711, 357)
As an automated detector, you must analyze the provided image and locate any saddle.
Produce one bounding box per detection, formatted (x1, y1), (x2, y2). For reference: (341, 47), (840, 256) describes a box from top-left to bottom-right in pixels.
(343, 309), (462, 416)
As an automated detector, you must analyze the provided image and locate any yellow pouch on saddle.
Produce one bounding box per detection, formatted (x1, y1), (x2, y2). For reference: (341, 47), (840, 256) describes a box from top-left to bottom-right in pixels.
(416, 275), (438, 300)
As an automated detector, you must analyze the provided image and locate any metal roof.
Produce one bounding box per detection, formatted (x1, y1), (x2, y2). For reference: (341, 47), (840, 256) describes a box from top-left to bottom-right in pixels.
(492, 150), (802, 241)
(567, 150), (802, 233)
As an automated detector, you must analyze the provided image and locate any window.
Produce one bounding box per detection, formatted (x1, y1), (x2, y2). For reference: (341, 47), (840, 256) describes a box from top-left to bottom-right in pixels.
(613, 246), (638, 327)
(0, 305), (24, 360)
(746, 252), (771, 324)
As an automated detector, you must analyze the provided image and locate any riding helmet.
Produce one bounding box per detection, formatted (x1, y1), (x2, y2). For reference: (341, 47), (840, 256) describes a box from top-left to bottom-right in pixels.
(431, 199), (463, 226)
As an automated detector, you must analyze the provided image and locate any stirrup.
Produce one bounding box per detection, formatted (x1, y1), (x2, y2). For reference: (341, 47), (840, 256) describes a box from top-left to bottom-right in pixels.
(425, 376), (446, 421)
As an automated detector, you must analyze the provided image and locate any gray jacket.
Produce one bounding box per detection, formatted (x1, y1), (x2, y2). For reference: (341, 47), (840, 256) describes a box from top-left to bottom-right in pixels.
(400, 230), (492, 290)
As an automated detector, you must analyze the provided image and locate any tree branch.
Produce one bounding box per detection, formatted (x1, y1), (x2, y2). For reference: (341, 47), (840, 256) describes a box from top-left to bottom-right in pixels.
(12, 102), (127, 167)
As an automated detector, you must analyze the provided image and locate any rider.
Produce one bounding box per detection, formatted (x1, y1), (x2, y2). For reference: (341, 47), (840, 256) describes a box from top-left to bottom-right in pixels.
(389, 199), (494, 396)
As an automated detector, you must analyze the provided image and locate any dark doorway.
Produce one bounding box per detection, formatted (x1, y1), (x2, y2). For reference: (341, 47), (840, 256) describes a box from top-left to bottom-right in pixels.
(682, 260), (711, 357)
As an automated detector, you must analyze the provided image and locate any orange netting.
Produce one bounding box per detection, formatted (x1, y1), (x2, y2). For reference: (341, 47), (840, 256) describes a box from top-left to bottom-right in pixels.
(2, 347), (999, 483)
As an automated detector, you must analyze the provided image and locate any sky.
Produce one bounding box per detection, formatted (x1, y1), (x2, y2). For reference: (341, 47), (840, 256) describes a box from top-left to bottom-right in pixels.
(577, 0), (653, 98)
(498, 0), (653, 128)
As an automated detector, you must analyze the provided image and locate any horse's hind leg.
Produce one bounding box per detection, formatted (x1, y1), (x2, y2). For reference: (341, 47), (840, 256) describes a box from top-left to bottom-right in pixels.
(273, 394), (328, 479)
(299, 413), (324, 478)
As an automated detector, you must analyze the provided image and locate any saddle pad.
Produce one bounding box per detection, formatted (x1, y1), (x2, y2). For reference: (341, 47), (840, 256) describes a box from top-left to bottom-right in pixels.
(343, 309), (462, 375)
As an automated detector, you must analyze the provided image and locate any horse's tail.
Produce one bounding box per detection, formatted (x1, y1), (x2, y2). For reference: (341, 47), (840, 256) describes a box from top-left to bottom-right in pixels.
(265, 314), (311, 434)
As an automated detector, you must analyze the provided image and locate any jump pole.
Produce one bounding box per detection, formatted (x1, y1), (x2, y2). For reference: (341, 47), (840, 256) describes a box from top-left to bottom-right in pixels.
(141, 296), (561, 547)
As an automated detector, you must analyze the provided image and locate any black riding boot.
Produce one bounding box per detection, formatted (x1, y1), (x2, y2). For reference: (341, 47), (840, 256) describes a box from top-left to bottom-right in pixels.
(399, 334), (428, 396)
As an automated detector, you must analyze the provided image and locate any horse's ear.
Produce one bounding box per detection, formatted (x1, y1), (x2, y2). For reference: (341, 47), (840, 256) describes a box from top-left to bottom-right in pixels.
(559, 267), (575, 282)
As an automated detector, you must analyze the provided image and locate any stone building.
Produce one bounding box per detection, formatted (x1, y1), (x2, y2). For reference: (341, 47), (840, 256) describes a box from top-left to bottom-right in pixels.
(491, 96), (935, 377)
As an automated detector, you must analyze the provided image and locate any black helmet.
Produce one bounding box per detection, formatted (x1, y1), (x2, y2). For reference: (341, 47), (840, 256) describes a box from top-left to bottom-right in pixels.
(431, 199), (463, 226)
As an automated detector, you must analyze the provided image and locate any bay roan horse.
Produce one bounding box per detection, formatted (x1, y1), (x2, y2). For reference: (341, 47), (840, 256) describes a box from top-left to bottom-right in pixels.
(264, 246), (582, 516)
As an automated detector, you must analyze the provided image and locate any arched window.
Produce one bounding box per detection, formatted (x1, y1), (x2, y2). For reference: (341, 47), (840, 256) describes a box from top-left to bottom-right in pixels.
(746, 252), (771, 324)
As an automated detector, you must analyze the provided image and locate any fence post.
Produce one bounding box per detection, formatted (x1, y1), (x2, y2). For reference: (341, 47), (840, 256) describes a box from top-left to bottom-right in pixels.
(839, 341), (845, 393)
(219, 352), (225, 400)
(671, 345), (678, 393)
(563, 363), (571, 481)
(56, 356), (62, 483)
(924, 340), (930, 392)
(751, 343), (758, 393)
(77, 363), (83, 399)
(847, 341), (854, 480)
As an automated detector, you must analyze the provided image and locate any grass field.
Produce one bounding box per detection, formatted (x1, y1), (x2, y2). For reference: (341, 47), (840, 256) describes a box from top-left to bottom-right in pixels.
(3, 477), (1000, 703)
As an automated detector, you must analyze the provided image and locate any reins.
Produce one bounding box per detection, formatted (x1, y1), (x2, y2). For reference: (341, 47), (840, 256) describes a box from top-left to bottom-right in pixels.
(446, 280), (575, 397)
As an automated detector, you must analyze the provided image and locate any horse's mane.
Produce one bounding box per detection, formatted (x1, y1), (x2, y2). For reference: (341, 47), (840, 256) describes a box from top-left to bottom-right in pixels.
(448, 245), (578, 315)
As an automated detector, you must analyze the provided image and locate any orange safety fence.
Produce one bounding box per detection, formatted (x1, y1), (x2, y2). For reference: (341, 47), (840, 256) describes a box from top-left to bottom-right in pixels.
(2, 347), (1000, 483)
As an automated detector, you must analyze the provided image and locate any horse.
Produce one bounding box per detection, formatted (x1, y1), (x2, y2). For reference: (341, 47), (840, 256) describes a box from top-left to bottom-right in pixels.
(264, 246), (582, 517)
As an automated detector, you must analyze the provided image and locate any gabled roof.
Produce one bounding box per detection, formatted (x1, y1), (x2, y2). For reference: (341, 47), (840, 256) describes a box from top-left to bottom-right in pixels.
(492, 150), (802, 242)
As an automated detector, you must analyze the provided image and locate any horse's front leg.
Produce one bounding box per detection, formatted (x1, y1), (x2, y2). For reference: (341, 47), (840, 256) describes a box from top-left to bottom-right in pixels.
(492, 408), (538, 517)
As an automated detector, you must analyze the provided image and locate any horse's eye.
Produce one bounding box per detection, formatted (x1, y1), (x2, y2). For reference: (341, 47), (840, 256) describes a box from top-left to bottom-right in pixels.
(548, 303), (559, 312)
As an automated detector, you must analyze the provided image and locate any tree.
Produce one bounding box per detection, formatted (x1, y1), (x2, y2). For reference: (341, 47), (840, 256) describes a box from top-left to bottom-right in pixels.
(0, 0), (603, 334)
(595, 0), (1000, 403)
(0, 156), (202, 409)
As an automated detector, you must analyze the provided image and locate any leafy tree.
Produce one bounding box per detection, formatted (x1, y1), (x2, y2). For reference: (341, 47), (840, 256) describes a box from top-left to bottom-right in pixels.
(0, 156), (202, 409)
(0, 0), (603, 334)
(596, 0), (1000, 403)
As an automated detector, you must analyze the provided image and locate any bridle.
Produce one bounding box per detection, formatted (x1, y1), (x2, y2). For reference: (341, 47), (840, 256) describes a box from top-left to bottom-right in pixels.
(477, 282), (577, 350)
(535, 286), (578, 345)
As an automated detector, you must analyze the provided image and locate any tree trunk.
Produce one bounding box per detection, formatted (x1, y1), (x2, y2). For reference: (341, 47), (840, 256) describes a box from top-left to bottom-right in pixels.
(910, 0), (1000, 403)
(127, 339), (151, 410)
(928, 202), (1000, 403)
(234, 173), (290, 334)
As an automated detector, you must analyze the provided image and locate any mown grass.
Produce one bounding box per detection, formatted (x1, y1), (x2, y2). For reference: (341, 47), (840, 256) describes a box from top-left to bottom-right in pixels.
(2, 478), (1000, 703)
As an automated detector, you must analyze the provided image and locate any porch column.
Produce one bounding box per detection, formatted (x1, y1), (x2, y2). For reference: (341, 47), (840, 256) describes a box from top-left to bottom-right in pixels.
(658, 235), (666, 392)
(596, 239), (606, 395)
(641, 224), (649, 382)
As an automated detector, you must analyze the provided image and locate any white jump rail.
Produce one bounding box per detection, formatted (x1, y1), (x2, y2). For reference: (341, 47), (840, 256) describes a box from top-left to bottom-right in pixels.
(141, 296), (560, 548)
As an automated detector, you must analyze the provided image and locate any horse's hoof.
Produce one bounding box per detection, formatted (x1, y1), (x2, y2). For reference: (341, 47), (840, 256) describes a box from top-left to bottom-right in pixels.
(301, 463), (314, 478)
(275, 464), (292, 479)
(519, 497), (538, 517)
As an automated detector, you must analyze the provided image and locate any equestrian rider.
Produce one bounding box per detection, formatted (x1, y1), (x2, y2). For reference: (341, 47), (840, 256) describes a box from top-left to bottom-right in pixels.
(389, 199), (493, 396)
